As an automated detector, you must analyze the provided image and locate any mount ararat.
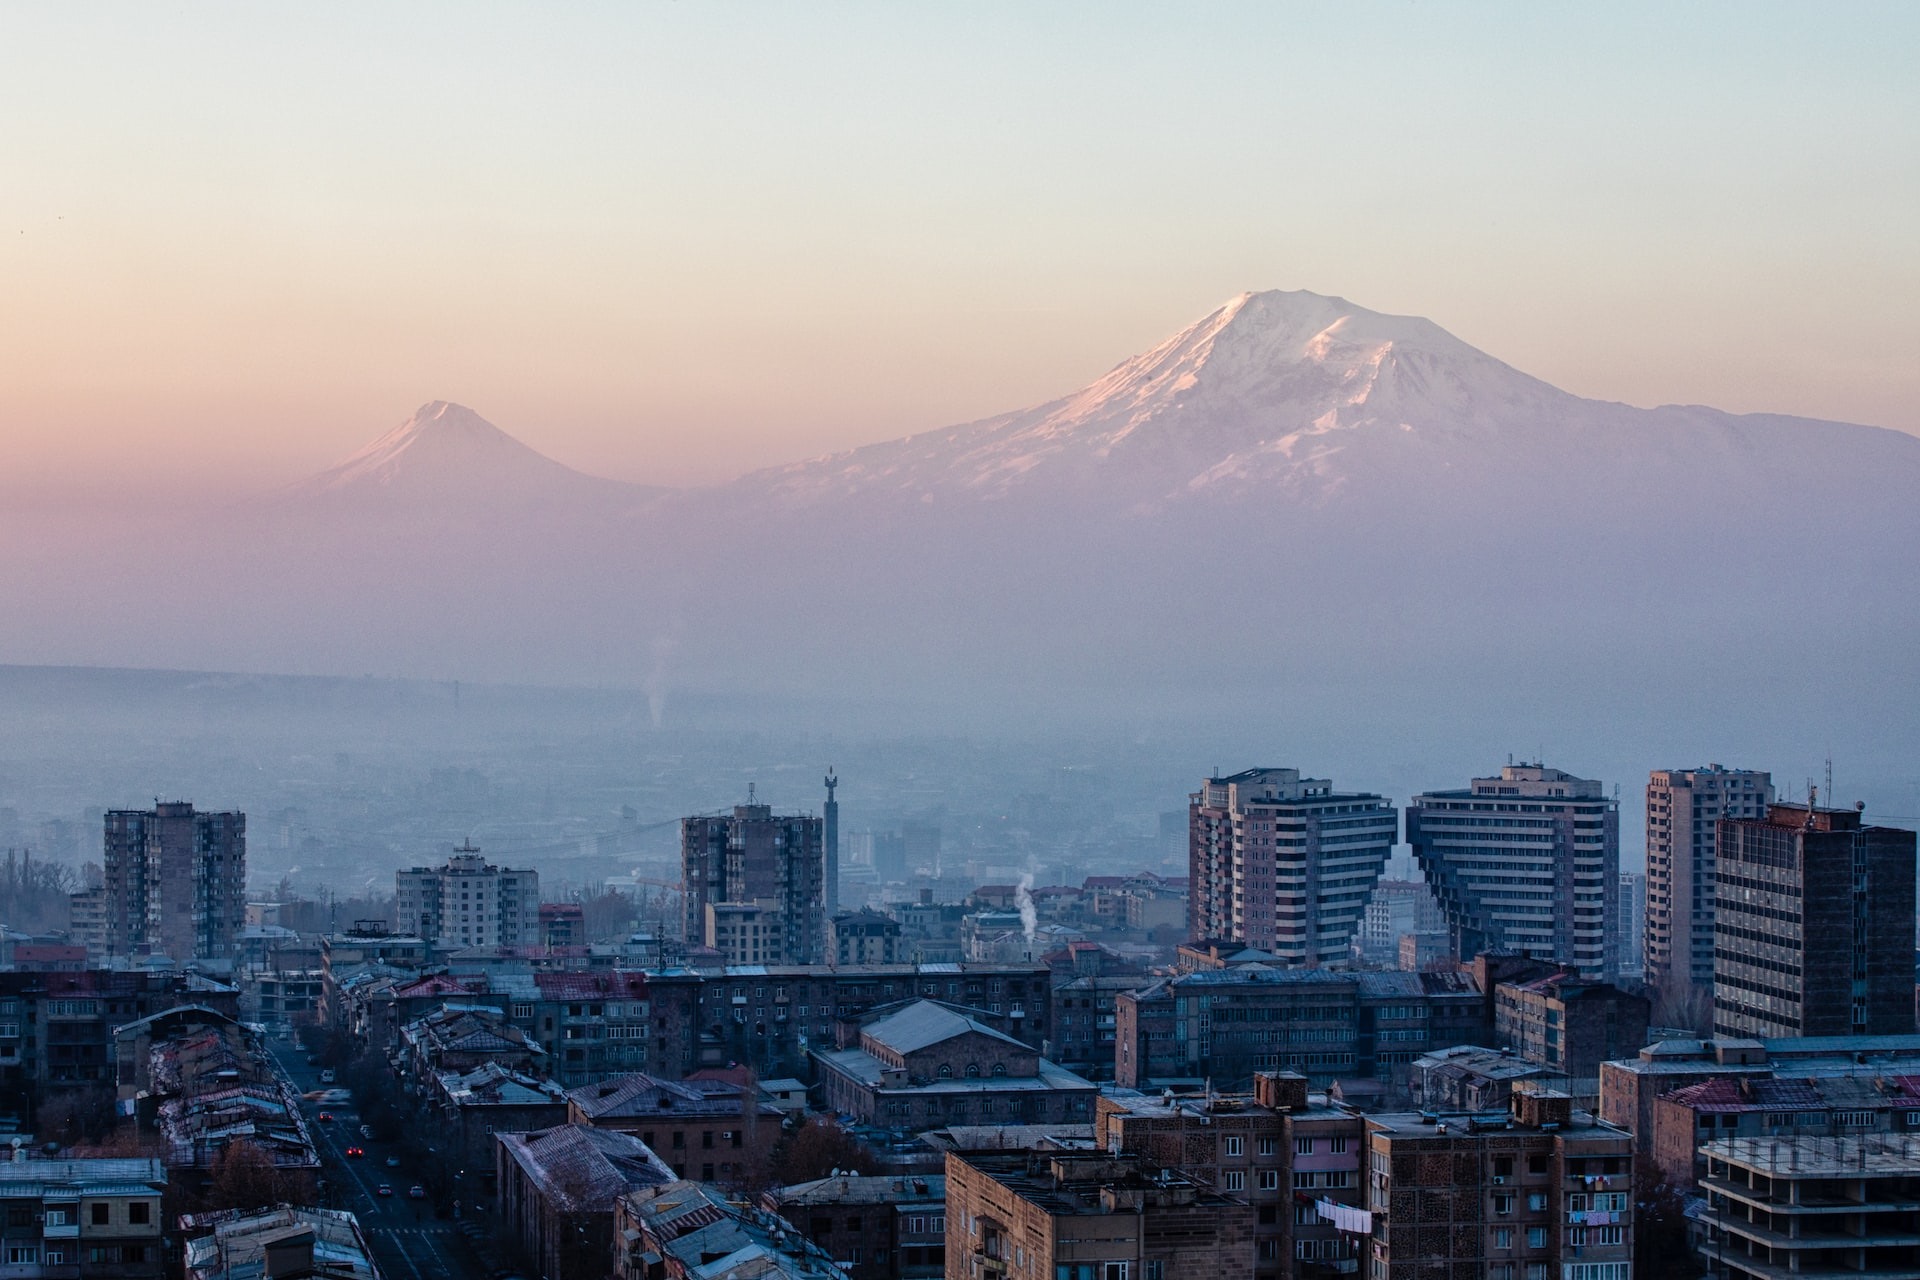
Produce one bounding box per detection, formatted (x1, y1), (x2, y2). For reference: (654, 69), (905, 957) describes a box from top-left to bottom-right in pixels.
(8, 290), (1917, 780)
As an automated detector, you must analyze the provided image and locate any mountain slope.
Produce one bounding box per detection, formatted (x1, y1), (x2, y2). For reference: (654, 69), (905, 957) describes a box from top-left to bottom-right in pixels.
(289, 400), (659, 510)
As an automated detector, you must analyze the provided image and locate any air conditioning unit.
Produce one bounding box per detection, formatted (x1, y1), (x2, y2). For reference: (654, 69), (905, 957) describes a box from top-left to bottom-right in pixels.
(1492, 1176), (1507, 1185)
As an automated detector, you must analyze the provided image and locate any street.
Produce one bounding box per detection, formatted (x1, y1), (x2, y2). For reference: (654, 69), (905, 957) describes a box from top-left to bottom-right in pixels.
(268, 1039), (505, 1280)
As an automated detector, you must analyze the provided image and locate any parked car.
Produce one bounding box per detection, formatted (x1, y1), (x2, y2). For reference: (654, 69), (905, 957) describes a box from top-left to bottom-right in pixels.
(376, 1184), (393, 1197)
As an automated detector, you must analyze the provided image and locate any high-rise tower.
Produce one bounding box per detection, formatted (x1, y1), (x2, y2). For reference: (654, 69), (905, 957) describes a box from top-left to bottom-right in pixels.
(1407, 764), (1619, 977)
(1712, 798), (1916, 1039)
(101, 802), (246, 961)
(823, 769), (839, 919)
(1187, 768), (1397, 964)
(1643, 765), (1773, 1013)
(682, 801), (826, 964)
(393, 842), (540, 948)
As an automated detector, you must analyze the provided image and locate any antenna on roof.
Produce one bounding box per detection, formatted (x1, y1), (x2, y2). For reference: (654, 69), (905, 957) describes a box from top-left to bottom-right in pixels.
(748, 782), (756, 805)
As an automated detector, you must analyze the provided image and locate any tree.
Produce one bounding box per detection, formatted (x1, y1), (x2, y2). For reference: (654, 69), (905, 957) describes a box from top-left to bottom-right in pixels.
(205, 1140), (308, 1214)
(768, 1117), (879, 1186)
(1634, 1164), (1703, 1280)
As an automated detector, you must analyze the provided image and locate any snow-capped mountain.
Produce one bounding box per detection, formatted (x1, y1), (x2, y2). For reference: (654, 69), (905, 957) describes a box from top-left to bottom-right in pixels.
(290, 400), (657, 510)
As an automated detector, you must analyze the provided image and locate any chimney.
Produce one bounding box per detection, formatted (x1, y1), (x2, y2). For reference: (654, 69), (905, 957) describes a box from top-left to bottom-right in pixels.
(1511, 1088), (1573, 1129)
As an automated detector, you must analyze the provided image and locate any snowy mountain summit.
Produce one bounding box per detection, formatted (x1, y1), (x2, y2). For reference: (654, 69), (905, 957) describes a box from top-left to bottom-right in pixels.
(749, 289), (1580, 508)
(292, 400), (653, 509)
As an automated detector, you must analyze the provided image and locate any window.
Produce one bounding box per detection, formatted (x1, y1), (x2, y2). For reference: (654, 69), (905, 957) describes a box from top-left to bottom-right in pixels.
(938, 1064), (953, 1078)
(1526, 1226), (1547, 1249)
(1329, 1136), (1348, 1154)
(1259, 1170), (1279, 1190)
(1493, 1228), (1513, 1249)
(91, 1204), (110, 1226)
(1103, 1265), (1130, 1280)
(1146, 1264), (1165, 1280)
(1296, 1137), (1315, 1155)
(1494, 1192), (1514, 1215)
(1257, 1137), (1278, 1156)
(7, 1245), (40, 1265)
(1223, 1171), (1245, 1191)
(1224, 1136), (1243, 1156)
(1526, 1192), (1547, 1212)
(128, 1202), (150, 1225)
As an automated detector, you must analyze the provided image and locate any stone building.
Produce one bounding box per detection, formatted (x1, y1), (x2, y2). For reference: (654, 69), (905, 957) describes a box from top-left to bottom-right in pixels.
(1096, 1072), (1368, 1280)
(618, 1179), (850, 1279)
(566, 1071), (781, 1186)
(830, 909), (903, 966)
(496, 1123), (675, 1280)
(762, 1173), (946, 1280)
(1492, 970), (1651, 1080)
(426, 1061), (569, 1174)
(813, 1001), (1095, 1132)
(0, 1154), (166, 1280)
(943, 1150), (1254, 1280)
(1365, 1090), (1633, 1280)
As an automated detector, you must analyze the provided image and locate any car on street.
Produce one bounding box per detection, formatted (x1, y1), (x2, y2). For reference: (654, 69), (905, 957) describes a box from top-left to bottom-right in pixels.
(346, 1146), (364, 1158)
(317, 1112), (333, 1123)
(376, 1184), (393, 1197)
(408, 1185), (426, 1199)
(319, 1069), (336, 1083)
(385, 1156), (401, 1168)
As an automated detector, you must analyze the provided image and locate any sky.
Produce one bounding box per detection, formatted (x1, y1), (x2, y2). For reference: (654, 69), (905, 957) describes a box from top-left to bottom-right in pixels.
(3, 2), (1916, 496)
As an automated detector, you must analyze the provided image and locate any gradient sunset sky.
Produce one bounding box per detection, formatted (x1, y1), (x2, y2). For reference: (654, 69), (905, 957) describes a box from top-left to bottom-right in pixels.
(3, 3), (1915, 497)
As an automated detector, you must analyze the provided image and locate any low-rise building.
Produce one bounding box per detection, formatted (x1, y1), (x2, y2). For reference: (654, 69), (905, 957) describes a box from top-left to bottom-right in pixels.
(762, 1173), (945, 1280)
(566, 1072), (781, 1186)
(1410, 1045), (1566, 1114)
(1493, 971), (1651, 1080)
(427, 1062), (570, 1174)
(618, 1179), (850, 1279)
(1096, 1072), (1368, 1280)
(0, 1154), (167, 1280)
(1699, 1134), (1920, 1280)
(830, 910), (903, 967)
(1366, 1090), (1633, 1280)
(813, 1001), (1095, 1133)
(398, 1003), (547, 1085)
(181, 1205), (380, 1280)
(1650, 1072), (1920, 1189)
(496, 1124), (675, 1280)
(944, 1150), (1254, 1280)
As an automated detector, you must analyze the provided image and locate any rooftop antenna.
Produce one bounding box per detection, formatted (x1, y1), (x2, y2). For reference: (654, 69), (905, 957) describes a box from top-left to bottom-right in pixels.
(1825, 755), (1833, 809)
(748, 782), (756, 805)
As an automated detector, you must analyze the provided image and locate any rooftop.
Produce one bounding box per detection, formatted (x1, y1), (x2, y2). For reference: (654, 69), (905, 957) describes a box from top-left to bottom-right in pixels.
(182, 1206), (377, 1280)
(498, 1124), (675, 1212)
(768, 1173), (945, 1206)
(863, 1000), (1028, 1057)
(1704, 1134), (1920, 1178)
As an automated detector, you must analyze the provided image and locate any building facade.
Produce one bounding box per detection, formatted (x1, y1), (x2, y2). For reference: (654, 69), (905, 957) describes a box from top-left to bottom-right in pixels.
(1408, 764), (1620, 977)
(943, 1150), (1254, 1280)
(1643, 766), (1773, 1013)
(1188, 769), (1398, 963)
(1366, 1090), (1634, 1280)
(394, 843), (539, 949)
(1699, 1135), (1920, 1280)
(682, 804), (827, 965)
(0, 1155), (166, 1280)
(101, 803), (246, 961)
(1712, 800), (1917, 1039)
(1492, 972), (1651, 1080)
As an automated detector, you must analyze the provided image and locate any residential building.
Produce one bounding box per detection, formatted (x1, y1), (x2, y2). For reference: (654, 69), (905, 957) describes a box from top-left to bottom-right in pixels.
(181, 1205), (380, 1280)
(1713, 799), (1917, 1039)
(1408, 764), (1620, 977)
(1643, 766), (1773, 1015)
(831, 909), (903, 967)
(398, 1003), (548, 1085)
(67, 887), (109, 958)
(1493, 971), (1651, 1079)
(1410, 1045), (1566, 1114)
(1096, 1072), (1368, 1280)
(1187, 768), (1398, 964)
(1113, 966), (1487, 1090)
(1651, 1072), (1920, 1190)
(762, 1174), (946, 1280)
(537, 902), (583, 948)
(425, 1062), (569, 1174)
(565, 1072), (781, 1186)
(1353, 879), (1445, 969)
(813, 1001), (1096, 1132)
(394, 844), (539, 949)
(1699, 1135), (1920, 1280)
(943, 1150), (1254, 1280)
(101, 802), (246, 961)
(683, 803), (827, 966)
(495, 1124), (675, 1280)
(0, 1154), (166, 1280)
(619, 1179), (851, 1280)
(706, 900), (788, 965)
(1366, 1090), (1634, 1280)
(0, 968), (240, 1121)
(1616, 870), (1645, 980)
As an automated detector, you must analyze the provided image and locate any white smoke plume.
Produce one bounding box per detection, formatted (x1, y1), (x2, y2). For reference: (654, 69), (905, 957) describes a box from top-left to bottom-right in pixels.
(1016, 872), (1037, 943)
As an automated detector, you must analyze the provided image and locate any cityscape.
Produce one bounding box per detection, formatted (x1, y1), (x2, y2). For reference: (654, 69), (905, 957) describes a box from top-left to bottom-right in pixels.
(4, 7), (1917, 1280)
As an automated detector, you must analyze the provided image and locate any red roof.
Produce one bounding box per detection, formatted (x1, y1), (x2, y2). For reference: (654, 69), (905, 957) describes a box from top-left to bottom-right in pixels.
(533, 971), (651, 1001)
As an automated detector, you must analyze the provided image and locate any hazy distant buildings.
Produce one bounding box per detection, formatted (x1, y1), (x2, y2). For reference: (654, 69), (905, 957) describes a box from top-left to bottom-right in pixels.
(1187, 767), (1397, 964)
(1616, 870), (1646, 979)
(1354, 878), (1445, 968)
(394, 842), (539, 948)
(1408, 764), (1619, 977)
(1712, 799), (1916, 1039)
(100, 802), (246, 961)
(681, 803), (826, 965)
(1643, 765), (1773, 1010)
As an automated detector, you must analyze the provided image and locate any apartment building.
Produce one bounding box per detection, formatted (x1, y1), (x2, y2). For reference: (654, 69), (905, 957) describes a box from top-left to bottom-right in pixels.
(683, 804), (827, 965)
(0, 1154), (166, 1280)
(1643, 766), (1773, 1014)
(101, 803), (246, 961)
(394, 843), (539, 948)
